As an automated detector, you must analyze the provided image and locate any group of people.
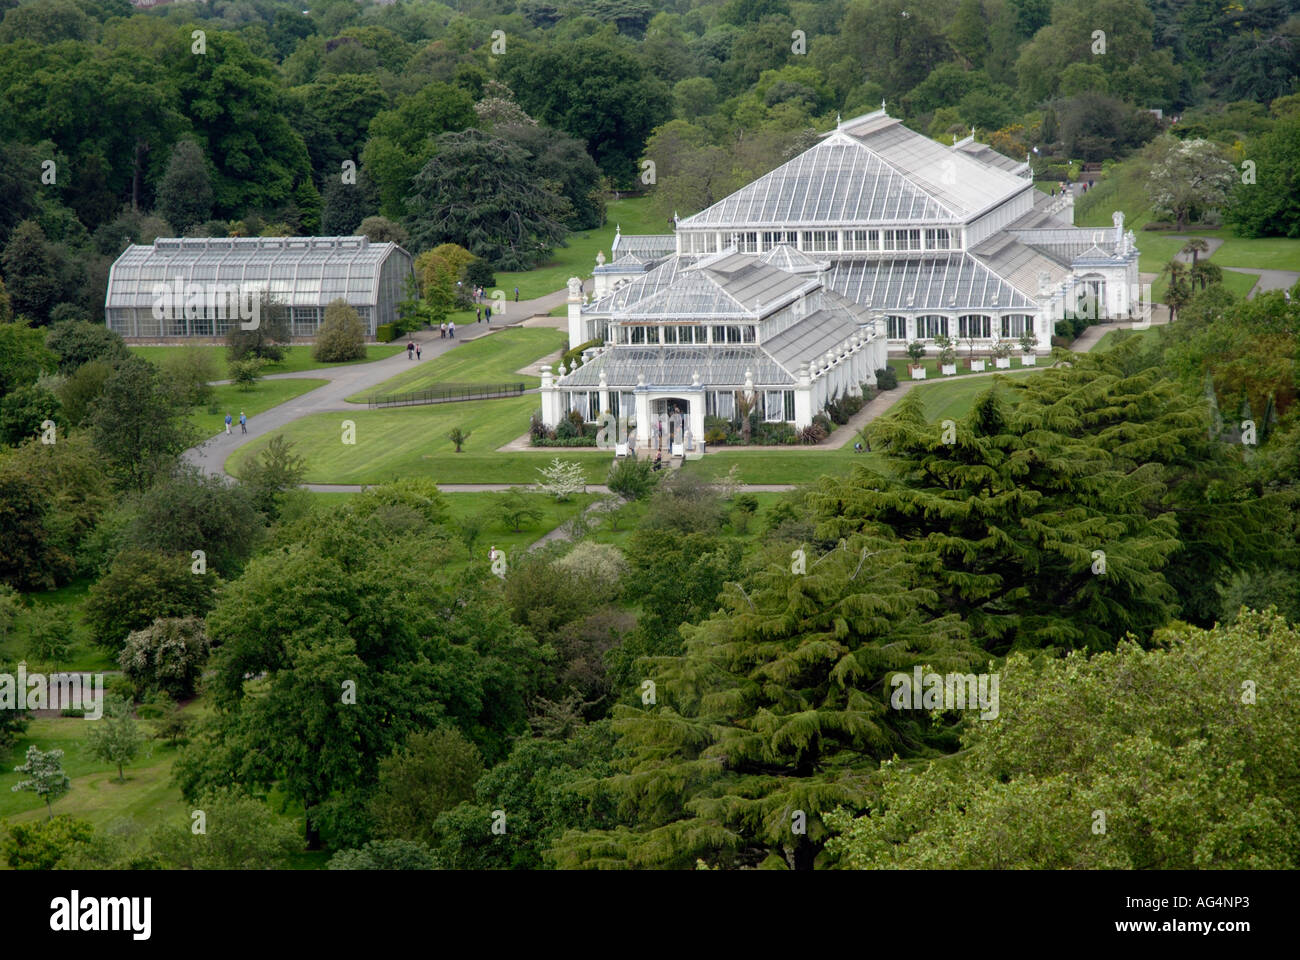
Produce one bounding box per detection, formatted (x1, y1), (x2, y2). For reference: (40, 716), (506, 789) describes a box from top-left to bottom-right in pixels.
(437, 321), (457, 339)
(406, 339), (423, 358)
(224, 411), (247, 435)
(475, 306), (492, 323)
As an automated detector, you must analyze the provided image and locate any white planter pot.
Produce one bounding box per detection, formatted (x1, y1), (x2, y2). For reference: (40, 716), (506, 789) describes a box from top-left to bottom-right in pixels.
(969, 359), (986, 372)
(1020, 353), (1037, 366)
(909, 365), (927, 380)
(941, 363), (957, 376)
(994, 357), (1012, 369)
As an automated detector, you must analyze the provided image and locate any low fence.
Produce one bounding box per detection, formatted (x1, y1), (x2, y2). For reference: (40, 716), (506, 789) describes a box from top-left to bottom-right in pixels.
(366, 382), (526, 408)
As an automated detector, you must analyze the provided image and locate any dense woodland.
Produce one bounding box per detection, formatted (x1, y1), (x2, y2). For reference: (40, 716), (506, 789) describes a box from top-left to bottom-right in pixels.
(0, 0), (1299, 870)
(1, 0), (1299, 325)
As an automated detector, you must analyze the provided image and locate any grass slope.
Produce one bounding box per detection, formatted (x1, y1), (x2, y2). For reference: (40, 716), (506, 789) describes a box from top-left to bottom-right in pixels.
(348, 327), (567, 402)
(189, 378), (328, 439)
(490, 197), (661, 299)
(226, 395), (611, 484)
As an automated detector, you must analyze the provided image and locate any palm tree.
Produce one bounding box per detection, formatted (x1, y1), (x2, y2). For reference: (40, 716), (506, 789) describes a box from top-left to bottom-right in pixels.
(1180, 237), (1210, 266)
(1191, 261), (1223, 291)
(1161, 259), (1192, 322)
(734, 390), (757, 444)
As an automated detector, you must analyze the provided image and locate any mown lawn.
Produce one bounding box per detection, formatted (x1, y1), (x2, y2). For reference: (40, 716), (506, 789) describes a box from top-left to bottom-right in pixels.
(0, 580), (117, 673)
(130, 343), (404, 374)
(189, 378), (328, 439)
(1092, 325), (1167, 353)
(490, 196), (661, 300)
(347, 327), (568, 402)
(226, 395), (612, 484)
(0, 716), (190, 828)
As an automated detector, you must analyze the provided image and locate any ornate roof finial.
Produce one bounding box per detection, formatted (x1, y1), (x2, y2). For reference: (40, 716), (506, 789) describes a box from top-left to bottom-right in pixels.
(836, 112), (842, 128)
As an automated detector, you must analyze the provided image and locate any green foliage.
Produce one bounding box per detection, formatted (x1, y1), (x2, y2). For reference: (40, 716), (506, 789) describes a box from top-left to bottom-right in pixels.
(406, 129), (570, 271)
(85, 695), (144, 782)
(2, 815), (91, 868)
(158, 347), (218, 408)
(312, 299), (367, 363)
(44, 320), (128, 373)
(607, 453), (659, 501)
(555, 532), (975, 869)
(328, 839), (439, 870)
(119, 617), (212, 701)
(239, 433), (307, 521)
(826, 611), (1300, 869)
(229, 357), (265, 391)
(10, 745), (71, 819)
(155, 140), (213, 232)
(0, 318), (58, 397)
(1226, 114), (1300, 238)
(494, 489), (544, 532)
(175, 488), (541, 846)
(88, 357), (196, 493)
(374, 322), (400, 343)
(123, 466), (264, 576)
(152, 788), (300, 870)
(0, 383), (63, 447)
(371, 727), (484, 847)
(432, 723), (617, 870)
(446, 426), (471, 452)
(84, 548), (219, 651)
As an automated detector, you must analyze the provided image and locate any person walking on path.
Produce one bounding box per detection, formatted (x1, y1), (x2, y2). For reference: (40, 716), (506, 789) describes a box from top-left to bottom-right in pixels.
(406, 340), (414, 359)
(514, 286), (519, 302)
(225, 413), (233, 435)
(440, 323), (446, 339)
(416, 343), (422, 360)
(448, 321), (456, 338)
(476, 307), (482, 323)
(485, 305), (492, 323)
(239, 411), (247, 434)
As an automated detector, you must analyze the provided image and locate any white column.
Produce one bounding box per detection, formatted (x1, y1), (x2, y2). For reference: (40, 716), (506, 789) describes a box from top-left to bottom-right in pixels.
(634, 378), (650, 450)
(540, 365), (564, 427)
(566, 276), (583, 349)
(795, 364), (813, 427)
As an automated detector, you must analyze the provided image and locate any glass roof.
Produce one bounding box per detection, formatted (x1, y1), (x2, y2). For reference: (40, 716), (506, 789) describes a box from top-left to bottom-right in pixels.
(679, 136), (958, 228)
(827, 255), (1037, 311)
(105, 236), (409, 309)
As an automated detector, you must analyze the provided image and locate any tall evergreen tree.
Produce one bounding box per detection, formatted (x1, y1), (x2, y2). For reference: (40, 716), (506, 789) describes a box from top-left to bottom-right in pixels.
(553, 534), (975, 870)
(405, 129), (569, 271)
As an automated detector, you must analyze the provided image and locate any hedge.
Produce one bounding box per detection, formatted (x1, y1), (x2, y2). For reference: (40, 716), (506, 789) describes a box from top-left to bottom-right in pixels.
(375, 322), (403, 343)
(560, 338), (603, 371)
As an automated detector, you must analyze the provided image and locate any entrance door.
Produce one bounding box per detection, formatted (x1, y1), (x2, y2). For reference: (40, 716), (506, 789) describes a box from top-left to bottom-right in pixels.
(649, 398), (690, 451)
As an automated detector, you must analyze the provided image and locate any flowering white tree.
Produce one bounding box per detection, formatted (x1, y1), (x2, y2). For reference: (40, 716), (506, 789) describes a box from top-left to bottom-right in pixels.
(536, 458), (586, 501)
(12, 745), (70, 819)
(1145, 137), (1235, 230)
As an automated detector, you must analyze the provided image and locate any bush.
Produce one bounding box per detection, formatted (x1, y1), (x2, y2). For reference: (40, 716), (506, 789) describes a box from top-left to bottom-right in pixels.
(375, 323), (400, 343)
(312, 300), (367, 362)
(229, 357), (264, 390)
(84, 550), (219, 651)
(645, 472), (726, 533)
(607, 454), (659, 501)
(530, 435), (597, 447)
(875, 366), (898, 390)
(560, 338), (602, 373)
(798, 422), (827, 444)
(811, 413), (834, 434)
(118, 617), (212, 700)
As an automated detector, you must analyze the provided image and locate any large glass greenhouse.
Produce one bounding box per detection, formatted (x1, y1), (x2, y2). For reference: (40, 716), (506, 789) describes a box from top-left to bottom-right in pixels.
(103, 235), (415, 339)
